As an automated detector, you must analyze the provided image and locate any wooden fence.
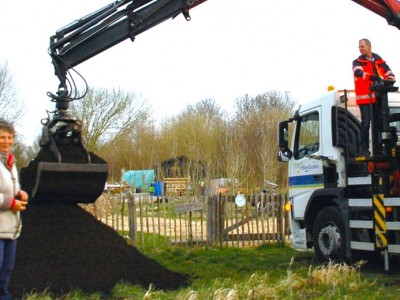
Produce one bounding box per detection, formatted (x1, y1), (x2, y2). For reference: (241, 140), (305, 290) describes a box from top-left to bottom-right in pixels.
(84, 189), (289, 250)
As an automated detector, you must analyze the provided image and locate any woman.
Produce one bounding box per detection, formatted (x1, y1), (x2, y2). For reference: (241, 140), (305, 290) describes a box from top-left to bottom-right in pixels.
(0, 119), (28, 300)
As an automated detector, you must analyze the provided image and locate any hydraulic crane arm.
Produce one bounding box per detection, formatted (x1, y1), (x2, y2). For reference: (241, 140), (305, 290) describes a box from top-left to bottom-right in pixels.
(352, 0), (400, 29)
(24, 0), (207, 204)
(49, 0), (207, 101)
(44, 0), (207, 152)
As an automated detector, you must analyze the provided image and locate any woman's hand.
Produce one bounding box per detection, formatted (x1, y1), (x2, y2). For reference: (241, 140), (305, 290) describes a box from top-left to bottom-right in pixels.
(16, 190), (29, 202)
(12, 199), (28, 212)
(11, 190), (29, 212)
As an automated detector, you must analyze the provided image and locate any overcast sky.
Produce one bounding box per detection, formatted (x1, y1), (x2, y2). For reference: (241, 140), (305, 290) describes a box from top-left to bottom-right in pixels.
(1, 0), (400, 145)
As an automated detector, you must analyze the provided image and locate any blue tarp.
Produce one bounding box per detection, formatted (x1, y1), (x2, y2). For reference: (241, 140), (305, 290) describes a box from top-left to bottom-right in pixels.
(154, 181), (163, 196)
(122, 170), (155, 189)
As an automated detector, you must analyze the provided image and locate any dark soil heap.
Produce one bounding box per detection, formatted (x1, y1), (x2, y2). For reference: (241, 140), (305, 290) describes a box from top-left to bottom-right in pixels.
(9, 203), (189, 298)
(13, 144), (187, 297)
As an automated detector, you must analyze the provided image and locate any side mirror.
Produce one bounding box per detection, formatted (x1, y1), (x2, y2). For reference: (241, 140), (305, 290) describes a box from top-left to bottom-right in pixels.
(278, 120), (292, 161)
(278, 149), (292, 162)
(278, 121), (289, 149)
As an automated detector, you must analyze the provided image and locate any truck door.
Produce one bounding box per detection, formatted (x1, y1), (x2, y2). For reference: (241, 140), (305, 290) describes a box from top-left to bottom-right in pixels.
(289, 109), (324, 219)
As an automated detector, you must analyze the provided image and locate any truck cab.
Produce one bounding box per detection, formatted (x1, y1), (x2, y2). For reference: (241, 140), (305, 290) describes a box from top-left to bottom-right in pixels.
(278, 86), (400, 270)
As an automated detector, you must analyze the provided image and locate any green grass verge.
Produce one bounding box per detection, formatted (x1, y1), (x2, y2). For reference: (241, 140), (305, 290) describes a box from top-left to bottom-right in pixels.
(22, 243), (400, 299)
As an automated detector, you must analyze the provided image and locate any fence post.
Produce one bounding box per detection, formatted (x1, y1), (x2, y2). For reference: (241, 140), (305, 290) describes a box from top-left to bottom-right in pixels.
(276, 194), (284, 247)
(218, 196), (224, 246)
(206, 195), (219, 244)
(127, 191), (137, 247)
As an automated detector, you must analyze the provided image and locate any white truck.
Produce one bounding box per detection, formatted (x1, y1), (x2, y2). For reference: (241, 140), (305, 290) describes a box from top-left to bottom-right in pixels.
(278, 82), (400, 270)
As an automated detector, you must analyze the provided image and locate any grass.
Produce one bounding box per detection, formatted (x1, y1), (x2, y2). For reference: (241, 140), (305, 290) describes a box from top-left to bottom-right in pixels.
(20, 242), (400, 299)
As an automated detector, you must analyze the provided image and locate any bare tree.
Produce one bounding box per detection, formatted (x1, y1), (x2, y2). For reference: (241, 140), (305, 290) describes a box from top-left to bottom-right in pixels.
(0, 61), (24, 122)
(219, 124), (249, 195)
(232, 90), (295, 190)
(156, 99), (226, 181)
(0, 61), (28, 166)
(254, 91), (296, 190)
(70, 87), (151, 152)
(99, 119), (157, 180)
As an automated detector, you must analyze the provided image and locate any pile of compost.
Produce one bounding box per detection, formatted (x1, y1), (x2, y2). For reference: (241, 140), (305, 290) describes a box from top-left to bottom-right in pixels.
(9, 203), (189, 298)
(13, 145), (188, 298)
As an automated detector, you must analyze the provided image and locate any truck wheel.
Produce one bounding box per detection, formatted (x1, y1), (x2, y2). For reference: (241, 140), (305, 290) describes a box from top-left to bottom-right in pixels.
(313, 206), (346, 262)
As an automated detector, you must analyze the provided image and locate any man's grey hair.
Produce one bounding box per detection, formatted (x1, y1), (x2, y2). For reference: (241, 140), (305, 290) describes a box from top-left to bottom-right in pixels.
(359, 38), (371, 47)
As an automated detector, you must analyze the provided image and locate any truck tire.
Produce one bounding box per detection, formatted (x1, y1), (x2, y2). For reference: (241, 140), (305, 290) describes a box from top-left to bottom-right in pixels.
(313, 206), (346, 262)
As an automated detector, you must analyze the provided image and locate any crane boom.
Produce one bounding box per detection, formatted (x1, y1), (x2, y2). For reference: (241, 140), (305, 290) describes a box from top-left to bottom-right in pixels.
(49, 0), (207, 100)
(21, 0), (208, 204)
(352, 0), (400, 29)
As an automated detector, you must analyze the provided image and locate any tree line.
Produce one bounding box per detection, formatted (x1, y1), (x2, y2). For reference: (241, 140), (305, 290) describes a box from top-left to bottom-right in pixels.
(1, 61), (295, 194)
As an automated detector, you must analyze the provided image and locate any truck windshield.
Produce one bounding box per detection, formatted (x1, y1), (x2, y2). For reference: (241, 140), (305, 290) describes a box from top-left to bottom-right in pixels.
(294, 112), (320, 159)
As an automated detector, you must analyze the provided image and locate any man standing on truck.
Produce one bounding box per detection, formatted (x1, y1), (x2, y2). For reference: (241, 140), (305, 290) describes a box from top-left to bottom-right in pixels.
(353, 38), (396, 155)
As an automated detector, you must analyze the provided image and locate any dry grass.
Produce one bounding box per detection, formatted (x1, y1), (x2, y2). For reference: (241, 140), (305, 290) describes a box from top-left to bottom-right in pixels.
(134, 258), (369, 300)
